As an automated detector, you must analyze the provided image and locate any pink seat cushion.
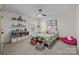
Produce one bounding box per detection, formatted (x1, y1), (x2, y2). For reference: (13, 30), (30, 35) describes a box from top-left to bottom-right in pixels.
(63, 37), (77, 45)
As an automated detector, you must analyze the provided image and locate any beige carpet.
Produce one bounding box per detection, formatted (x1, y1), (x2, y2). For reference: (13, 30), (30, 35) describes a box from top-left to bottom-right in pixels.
(2, 39), (78, 55)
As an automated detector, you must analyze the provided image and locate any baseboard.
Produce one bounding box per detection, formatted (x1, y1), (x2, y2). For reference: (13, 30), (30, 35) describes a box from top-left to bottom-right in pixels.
(77, 44), (79, 55)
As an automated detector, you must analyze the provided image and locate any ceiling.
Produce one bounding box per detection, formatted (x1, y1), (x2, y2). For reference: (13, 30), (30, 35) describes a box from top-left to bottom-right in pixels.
(2, 4), (76, 18)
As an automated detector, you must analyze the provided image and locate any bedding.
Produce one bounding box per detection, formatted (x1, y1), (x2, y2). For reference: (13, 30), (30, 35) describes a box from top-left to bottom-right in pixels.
(44, 33), (58, 46)
(32, 33), (58, 47)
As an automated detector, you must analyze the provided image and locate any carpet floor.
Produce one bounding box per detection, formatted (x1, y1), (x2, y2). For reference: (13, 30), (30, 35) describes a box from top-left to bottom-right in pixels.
(2, 39), (78, 55)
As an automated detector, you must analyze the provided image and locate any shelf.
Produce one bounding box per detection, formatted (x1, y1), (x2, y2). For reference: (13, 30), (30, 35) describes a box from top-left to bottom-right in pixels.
(12, 17), (26, 29)
(12, 17), (26, 22)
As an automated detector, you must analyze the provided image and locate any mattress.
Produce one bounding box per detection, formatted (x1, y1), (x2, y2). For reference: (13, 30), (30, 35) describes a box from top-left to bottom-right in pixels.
(35, 33), (58, 45)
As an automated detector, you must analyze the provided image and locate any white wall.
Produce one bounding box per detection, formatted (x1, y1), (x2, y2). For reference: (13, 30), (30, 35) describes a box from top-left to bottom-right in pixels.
(39, 11), (76, 37)
(0, 5), (2, 9)
(76, 5), (79, 52)
(57, 13), (76, 37)
(2, 10), (38, 43)
(34, 5), (76, 37)
(2, 11), (20, 43)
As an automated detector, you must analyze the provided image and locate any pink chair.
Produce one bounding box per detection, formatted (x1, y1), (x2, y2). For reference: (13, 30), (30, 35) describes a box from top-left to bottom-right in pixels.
(63, 37), (77, 45)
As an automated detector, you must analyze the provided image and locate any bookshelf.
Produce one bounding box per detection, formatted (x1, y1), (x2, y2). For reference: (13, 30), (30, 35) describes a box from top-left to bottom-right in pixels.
(10, 16), (29, 43)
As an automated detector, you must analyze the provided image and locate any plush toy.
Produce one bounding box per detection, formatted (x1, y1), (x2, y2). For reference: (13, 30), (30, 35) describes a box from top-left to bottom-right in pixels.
(63, 36), (77, 45)
(48, 29), (52, 34)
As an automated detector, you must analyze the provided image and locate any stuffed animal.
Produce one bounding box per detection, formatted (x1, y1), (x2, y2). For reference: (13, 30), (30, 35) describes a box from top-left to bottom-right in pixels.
(63, 36), (77, 45)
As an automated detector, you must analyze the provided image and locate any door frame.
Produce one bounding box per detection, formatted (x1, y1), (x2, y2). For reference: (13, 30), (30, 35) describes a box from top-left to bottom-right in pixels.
(0, 8), (3, 53)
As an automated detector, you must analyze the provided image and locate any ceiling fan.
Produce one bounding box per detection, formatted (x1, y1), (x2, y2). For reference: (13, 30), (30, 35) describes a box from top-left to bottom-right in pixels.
(36, 9), (47, 16)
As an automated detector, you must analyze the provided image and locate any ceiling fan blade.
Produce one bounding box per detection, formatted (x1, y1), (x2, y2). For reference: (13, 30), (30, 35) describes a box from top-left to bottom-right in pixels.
(39, 9), (42, 12)
(38, 9), (43, 14)
(42, 14), (47, 16)
(35, 9), (42, 15)
(35, 9), (47, 16)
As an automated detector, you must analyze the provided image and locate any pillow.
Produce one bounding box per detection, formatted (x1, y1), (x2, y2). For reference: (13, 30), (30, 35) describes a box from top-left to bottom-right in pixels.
(48, 28), (57, 34)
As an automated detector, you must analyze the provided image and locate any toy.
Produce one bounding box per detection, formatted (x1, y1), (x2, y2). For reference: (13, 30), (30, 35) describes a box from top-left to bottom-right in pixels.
(63, 36), (77, 45)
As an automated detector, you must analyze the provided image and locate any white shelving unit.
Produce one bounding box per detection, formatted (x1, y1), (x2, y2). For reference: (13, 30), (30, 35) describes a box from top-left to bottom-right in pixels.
(11, 16), (29, 43)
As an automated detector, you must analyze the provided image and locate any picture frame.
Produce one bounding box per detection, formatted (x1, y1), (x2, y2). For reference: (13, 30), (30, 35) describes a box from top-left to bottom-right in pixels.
(51, 20), (57, 26)
(47, 20), (51, 26)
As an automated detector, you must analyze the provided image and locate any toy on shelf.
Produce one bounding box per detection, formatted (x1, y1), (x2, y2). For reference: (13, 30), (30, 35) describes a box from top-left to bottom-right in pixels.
(12, 16), (26, 22)
(11, 28), (29, 43)
(63, 36), (77, 45)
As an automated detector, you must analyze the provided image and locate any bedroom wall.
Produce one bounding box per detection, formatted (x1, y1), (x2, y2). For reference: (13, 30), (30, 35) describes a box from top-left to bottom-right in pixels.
(2, 10), (37, 43)
(40, 9), (76, 37)
(76, 5), (79, 52)
(2, 11), (20, 43)
(34, 5), (76, 38)
(0, 4), (3, 9)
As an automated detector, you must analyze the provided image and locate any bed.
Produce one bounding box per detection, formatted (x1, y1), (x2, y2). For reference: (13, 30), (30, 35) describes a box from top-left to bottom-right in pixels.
(31, 20), (59, 48)
(34, 33), (58, 47)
